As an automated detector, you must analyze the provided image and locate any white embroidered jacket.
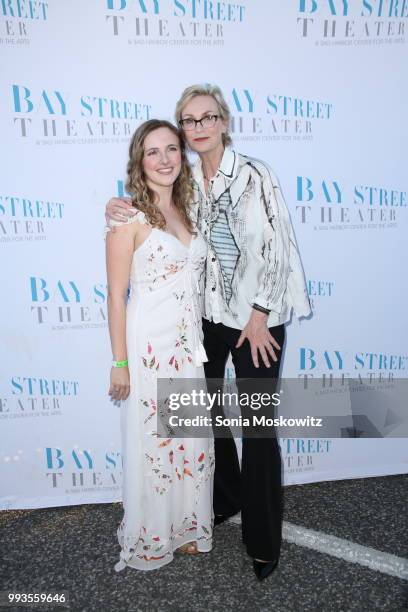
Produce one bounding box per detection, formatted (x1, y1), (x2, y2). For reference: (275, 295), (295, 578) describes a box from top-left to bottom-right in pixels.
(191, 147), (311, 329)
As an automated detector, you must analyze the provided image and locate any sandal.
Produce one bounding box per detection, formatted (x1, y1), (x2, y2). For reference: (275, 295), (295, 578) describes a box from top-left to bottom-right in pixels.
(175, 541), (199, 555)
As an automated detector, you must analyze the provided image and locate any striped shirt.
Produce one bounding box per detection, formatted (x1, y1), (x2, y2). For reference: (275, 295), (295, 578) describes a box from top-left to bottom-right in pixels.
(209, 191), (239, 303)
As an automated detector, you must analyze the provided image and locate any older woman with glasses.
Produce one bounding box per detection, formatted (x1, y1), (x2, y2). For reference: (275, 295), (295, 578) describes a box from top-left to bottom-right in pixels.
(105, 84), (311, 581)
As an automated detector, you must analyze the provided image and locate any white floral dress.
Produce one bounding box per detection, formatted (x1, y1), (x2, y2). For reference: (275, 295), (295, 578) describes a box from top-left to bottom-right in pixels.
(105, 210), (214, 572)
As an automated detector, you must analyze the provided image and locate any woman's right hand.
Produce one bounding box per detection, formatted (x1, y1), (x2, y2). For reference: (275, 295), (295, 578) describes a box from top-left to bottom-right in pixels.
(105, 197), (135, 224)
(108, 366), (130, 401)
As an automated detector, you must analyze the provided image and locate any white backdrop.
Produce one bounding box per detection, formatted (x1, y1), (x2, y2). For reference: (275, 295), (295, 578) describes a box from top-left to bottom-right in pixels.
(1, 1), (407, 509)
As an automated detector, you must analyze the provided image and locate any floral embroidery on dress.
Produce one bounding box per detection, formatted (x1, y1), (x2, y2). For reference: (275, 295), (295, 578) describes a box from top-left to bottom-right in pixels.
(172, 290), (186, 302)
(117, 510), (212, 567)
(167, 318), (194, 368)
(156, 394), (177, 437)
(114, 223), (213, 572)
(141, 342), (160, 371)
(145, 452), (173, 494)
(141, 398), (157, 424)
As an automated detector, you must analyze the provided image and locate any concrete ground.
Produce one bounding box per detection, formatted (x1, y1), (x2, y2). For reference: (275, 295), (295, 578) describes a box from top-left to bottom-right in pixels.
(1, 474), (407, 611)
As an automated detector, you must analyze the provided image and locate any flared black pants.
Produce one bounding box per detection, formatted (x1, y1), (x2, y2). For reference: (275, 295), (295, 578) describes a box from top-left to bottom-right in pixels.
(202, 317), (285, 561)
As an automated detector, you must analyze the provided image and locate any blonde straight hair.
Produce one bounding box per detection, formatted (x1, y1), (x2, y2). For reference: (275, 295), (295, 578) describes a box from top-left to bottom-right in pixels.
(175, 83), (232, 147)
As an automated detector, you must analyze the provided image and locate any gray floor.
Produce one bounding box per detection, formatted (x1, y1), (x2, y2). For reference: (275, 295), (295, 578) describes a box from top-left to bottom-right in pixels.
(1, 475), (407, 611)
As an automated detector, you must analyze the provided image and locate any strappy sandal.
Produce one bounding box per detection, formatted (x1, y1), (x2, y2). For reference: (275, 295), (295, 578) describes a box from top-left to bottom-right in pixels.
(175, 541), (199, 555)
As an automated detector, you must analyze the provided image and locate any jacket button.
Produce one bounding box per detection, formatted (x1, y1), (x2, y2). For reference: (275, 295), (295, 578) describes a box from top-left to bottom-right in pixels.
(212, 287), (216, 291)
(211, 257), (216, 262)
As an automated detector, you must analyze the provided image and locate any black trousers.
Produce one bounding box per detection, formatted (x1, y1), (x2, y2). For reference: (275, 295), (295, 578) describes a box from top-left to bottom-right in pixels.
(202, 317), (285, 560)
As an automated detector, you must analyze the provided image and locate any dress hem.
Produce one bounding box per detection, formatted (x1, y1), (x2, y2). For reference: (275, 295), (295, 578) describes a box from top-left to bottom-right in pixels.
(114, 535), (213, 572)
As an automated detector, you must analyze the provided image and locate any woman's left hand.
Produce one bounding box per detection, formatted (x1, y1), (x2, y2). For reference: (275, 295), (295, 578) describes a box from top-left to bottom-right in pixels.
(108, 366), (130, 401)
(236, 310), (281, 368)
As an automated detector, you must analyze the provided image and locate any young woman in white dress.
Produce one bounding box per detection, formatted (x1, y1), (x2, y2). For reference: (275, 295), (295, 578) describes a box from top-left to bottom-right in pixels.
(105, 119), (214, 572)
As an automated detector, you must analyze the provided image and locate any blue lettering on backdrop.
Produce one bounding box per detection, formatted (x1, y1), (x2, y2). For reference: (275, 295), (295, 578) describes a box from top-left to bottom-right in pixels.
(297, 177), (342, 203)
(80, 96), (151, 120)
(300, 349), (407, 371)
(266, 96), (333, 119)
(46, 447), (63, 469)
(107, 0), (160, 13)
(12, 86), (67, 115)
(282, 439), (332, 453)
(229, 91), (333, 117)
(93, 285), (106, 304)
(307, 280), (334, 297)
(173, 0), (245, 21)
(30, 278), (81, 303)
(0, 197), (64, 218)
(362, 0), (408, 17)
(299, 0), (349, 16)
(300, 348), (344, 370)
(45, 448), (94, 470)
(10, 378), (23, 394)
(106, 453), (122, 469)
(173, 0), (186, 15)
(1, 0), (48, 20)
(353, 186), (407, 206)
(29, 278), (108, 304)
(117, 180), (125, 197)
(354, 353), (407, 370)
(296, 179), (406, 206)
(106, 0), (246, 20)
(231, 89), (254, 112)
(298, 0), (408, 17)
(11, 377), (79, 395)
(12, 86), (151, 121)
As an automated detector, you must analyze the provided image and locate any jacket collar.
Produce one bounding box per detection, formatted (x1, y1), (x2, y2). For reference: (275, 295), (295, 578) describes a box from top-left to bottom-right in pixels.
(193, 148), (251, 209)
(192, 147), (239, 183)
(217, 147), (238, 179)
(193, 148), (250, 208)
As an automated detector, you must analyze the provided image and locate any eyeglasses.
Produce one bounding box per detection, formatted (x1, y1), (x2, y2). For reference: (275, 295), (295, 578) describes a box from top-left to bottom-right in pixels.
(179, 114), (219, 131)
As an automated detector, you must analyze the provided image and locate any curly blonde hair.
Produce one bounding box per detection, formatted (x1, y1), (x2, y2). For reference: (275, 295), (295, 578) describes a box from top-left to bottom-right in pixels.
(125, 119), (195, 232)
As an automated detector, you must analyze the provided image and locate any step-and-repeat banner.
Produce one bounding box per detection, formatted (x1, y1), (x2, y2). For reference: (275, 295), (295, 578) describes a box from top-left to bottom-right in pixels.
(1, 1), (407, 509)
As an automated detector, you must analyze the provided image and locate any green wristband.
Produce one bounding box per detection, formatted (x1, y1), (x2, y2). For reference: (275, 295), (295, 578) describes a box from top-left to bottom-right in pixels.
(112, 359), (128, 368)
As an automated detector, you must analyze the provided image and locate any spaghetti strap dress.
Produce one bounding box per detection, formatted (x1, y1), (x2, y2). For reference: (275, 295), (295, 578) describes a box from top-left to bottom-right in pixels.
(105, 209), (214, 572)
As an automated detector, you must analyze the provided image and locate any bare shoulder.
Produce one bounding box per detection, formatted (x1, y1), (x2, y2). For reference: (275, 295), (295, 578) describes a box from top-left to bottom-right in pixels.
(105, 208), (148, 237)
